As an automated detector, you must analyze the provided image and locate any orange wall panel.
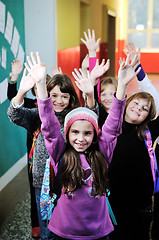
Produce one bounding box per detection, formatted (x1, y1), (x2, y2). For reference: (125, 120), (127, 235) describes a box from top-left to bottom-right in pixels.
(57, 46), (84, 104)
(140, 53), (159, 73)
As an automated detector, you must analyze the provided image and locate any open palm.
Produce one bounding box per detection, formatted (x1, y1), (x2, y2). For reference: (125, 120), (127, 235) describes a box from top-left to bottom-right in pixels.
(25, 52), (47, 84)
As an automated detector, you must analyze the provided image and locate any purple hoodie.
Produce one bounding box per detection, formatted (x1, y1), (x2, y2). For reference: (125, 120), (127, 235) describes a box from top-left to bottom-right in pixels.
(37, 94), (126, 239)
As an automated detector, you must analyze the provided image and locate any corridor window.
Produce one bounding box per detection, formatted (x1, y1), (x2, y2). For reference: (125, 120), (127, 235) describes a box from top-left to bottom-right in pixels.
(127, 0), (159, 50)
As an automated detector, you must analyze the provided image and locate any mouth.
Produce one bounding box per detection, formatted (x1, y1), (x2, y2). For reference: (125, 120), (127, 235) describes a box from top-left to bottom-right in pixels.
(75, 143), (86, 148)
(54, 104), (65, 108)
(103, 101), (112, 105)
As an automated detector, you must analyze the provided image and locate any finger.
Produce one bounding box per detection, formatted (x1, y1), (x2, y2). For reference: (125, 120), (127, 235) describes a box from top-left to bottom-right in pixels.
(131, 54), (138, 67)
(127, 43), (131, 52)
(86, 70), (90, 78)
(72, 71), (79, 81)
(104, 59), (110, 71)
(24, 62), (31, 73)
(80, 38), (86, 45)
(138, 47), (141, 56)
(95, 59), (99, 67)
(59, 67), (62, 74)
(132, 42), (136, 50)
(123, 50), (128, 56)
(96, 38), (101, 46)
(92, 29), (95, 40)
(74, 68), (82, 78)
(88, 29), (91, 39)
(83, 31), (88, 41)
(125, 54), (130, 65)
(31, 52), (37, 65)
(100, 58), (105, 66)
(74, 81), (82, 91)
(26, 56), (33, 68)
(36, 52), (42, 64)
(79, 68), (86, 77)
(22, 68), (27, 77)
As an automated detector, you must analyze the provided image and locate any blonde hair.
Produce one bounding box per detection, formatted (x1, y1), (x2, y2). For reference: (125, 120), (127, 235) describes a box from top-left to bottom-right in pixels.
(100, 76), (118, 92)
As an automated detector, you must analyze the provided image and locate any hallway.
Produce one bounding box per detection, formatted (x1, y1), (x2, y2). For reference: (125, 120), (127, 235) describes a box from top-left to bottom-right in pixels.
(0, 74), (158, 240)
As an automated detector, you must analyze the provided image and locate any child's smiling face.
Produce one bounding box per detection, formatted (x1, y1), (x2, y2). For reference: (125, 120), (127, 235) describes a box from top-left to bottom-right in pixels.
(100, 84), (116, 112)
(68, 120), (94, 152)
(50, 85), (70, 112)
(125, 98), (151, 124)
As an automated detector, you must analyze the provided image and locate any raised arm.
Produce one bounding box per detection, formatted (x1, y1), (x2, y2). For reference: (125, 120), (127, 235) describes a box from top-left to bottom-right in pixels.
(117, 53), (141, 100)
(72, 68), (95, 108)
(50, 66), (62, 77)
(12, 68), (35, 106)
(7, 59), (23, 100)
(124, 43), (159, 115)
(24, 52), (65, 166)
(81, 29), (100, 58)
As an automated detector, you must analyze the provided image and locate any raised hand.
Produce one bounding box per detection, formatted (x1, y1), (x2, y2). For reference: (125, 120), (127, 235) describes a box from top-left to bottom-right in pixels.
(118, 53), (140, 85)
(12, 59), (23, 75)
(19, 68), (35, 94)
(116, 53), (141, 100)
(72, 68), (95, 108)
(72, 68), (94, 96)
(81, 29), (101, 57)
(13, 68), (36, 106)
(90, 59), (110, 86)
(25, 52), (47, 100)
(10, 59), (23, 82)
(50, 66), (62, 77)
(123, 42), (141, 66)
(24, 52), (47, 84)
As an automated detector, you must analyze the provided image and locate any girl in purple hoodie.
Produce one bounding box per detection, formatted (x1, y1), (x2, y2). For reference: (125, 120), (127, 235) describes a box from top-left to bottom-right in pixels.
(24, 52), (140, 240)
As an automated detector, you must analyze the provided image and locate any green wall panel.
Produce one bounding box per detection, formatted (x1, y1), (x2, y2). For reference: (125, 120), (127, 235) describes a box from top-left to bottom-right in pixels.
(0, 0), (27, 177)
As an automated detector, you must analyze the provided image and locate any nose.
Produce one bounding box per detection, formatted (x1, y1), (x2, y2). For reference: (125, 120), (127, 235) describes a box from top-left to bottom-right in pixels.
(78, 133), (84, 141)
(56, 96), (62, 103)
(136, 105), (141, 111)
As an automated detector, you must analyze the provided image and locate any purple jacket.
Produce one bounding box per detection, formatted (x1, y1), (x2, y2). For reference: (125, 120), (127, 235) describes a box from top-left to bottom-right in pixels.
(37, 95), (126, 239)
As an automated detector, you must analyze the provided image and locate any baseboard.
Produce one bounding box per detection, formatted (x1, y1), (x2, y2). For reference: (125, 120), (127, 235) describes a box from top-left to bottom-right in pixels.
(0, 153), (27, 192)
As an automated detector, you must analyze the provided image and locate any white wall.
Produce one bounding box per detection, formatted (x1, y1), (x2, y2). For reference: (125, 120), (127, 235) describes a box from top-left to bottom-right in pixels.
(24, 0), (57, 77)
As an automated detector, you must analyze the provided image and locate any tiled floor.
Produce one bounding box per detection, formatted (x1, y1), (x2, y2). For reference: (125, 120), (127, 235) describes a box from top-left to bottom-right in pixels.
(0, 166), (35, 240)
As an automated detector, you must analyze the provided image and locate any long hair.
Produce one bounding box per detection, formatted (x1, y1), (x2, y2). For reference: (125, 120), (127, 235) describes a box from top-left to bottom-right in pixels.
(47, 74), (80, 122)
(61, 131), (109, 197)
(124, 92), (156, 140)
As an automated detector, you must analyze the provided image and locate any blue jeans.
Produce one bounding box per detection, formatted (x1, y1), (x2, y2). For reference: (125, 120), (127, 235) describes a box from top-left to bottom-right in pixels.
(35, 188), (55, 240)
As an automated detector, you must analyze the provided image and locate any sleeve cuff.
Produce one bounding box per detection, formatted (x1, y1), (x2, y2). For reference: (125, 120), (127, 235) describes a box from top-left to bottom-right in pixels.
(11, 97), (24, 108)
(135, 64), (146, 81)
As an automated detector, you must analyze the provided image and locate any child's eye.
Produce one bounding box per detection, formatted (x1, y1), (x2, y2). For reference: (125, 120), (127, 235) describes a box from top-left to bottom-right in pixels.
(143, 107), (149, 112)
(52, 94), (57, 98)
(63, 95), (69, 99)
(85, 131), (92, 135)
(72, 130), (78, 134)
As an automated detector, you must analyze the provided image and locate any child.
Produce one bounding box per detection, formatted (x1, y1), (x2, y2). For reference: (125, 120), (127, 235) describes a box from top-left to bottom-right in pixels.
(107, 90), (158, 240)
(123, 43), (159, 240)
(7, 59), (80, 240)
(89, 44), (158, 240)
(81, 29), (118, 128)
(24, 51), (140, 239)
(7, 58), (40, 238)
